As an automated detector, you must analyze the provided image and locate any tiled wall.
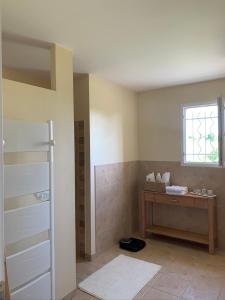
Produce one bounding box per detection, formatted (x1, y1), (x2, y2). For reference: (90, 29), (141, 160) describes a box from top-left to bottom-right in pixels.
(95, 161), (139, 254)
(75, 121), (85, 258)
(139, 161), (225, 251)
(95, 160), (225, 254)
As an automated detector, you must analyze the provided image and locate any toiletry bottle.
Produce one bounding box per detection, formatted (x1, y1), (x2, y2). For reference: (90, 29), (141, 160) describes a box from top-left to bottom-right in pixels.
(156, 172), (162, 183)
(202, 185), (207, 196)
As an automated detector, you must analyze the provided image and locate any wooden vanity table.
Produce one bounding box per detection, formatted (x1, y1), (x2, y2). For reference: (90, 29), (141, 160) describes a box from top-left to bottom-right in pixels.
(139, 191), (217, 254)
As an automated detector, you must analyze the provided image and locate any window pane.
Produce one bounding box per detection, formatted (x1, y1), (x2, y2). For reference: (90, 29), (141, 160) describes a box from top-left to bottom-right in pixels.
(185, 154), (194, 162)
(185, 120), (193, 155)
(183, 104), (219, 164)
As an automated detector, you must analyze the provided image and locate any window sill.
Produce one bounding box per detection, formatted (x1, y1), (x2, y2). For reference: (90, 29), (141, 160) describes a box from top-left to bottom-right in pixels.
(181, 162), (223, 168)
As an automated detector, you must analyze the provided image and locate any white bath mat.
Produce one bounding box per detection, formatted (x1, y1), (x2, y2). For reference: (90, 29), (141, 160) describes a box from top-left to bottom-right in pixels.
(78, 254), (161, 300)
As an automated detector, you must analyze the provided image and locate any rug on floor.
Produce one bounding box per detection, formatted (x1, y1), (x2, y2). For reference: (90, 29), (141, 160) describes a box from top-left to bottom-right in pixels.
(78, 254), (161, 300)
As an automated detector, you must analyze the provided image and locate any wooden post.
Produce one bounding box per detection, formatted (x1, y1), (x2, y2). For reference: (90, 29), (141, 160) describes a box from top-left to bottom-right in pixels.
(139, 190), (146, 237)
(208, 198), (216, 254)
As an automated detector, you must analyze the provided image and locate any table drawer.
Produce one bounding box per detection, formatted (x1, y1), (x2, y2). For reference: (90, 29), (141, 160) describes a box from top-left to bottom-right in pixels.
(194, 197), (208, 209)
(155, 194), (194, 207)
(144, 192), (155, 202)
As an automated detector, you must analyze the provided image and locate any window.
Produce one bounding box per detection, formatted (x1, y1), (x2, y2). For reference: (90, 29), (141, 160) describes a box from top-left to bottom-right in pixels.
(182, 99), (224, 166)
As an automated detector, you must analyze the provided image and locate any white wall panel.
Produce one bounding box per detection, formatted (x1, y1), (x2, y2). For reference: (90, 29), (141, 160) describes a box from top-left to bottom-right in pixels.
(4, 162), (49, 199)
(11, 272), (51, 300)
(5, 202), (50, 245)
(7, 240), (50, 290)
(4, 120), (49, 152)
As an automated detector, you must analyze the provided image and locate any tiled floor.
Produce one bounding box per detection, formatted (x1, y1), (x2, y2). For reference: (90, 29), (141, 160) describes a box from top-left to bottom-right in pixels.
(73, 237), (225, 300)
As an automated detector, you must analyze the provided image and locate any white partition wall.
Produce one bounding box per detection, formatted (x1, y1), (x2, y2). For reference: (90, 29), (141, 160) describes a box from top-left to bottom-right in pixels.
(3, 120), (55, 300)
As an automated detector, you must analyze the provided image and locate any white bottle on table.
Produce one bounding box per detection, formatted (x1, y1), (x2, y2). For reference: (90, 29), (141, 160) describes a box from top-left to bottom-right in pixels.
(156, 172), (162, 183)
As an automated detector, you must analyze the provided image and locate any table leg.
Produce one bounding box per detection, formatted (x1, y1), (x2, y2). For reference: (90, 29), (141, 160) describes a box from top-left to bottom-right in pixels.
(139, 191), (146, 237)
(208, 199), (216, 254)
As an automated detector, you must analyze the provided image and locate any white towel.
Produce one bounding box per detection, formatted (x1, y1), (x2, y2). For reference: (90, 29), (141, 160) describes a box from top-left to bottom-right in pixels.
(166, 185), (188, 195)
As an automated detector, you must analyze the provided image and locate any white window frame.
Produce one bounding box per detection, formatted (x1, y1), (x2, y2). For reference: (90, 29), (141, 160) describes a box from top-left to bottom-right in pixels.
(181, 98), (224, 167)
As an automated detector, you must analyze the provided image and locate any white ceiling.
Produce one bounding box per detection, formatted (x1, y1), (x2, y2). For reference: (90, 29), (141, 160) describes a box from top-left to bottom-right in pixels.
(2, 0), (225, 91)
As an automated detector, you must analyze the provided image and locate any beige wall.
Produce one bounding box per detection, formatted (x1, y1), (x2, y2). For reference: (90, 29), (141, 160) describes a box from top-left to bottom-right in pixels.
(74, 74), (89, 122)
(3, 45), (76, 299)
(138, 78), (225, 161)
(89, 75), (139, 165)
(0, 14), (4, 283)
(89, 75), (139, 254)
(138, 78), (225, 251)
(3, 66), (51, 89)
(74, 75), (139, 255)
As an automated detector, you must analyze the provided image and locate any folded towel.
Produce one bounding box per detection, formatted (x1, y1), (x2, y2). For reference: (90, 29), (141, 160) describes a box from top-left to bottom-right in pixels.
(166, 191), (187, 195)
(166, 185), (188, 195)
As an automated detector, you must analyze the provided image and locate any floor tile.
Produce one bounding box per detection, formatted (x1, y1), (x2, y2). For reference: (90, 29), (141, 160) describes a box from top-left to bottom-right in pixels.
(76, 238), (225, 300)
(72, 289), (97, 300)
(181, 274), (223, 300)
(139, 287), (179, 300)
(218, 287), (225, 300)
(181, 288), (218, 300)
(149, 271), (190, 297)
(76, 261), (101, 283)
(92, 245), (120, 266)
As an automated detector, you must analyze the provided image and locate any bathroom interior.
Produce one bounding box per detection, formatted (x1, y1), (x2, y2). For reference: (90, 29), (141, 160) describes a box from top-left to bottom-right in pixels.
(1, 1), (225, 300)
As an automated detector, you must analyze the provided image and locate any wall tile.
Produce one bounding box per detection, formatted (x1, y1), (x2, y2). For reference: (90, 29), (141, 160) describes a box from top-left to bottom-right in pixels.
(95, 160), (225, 254)
(95, 161), (138, 254)
(139, 161), (225, 250)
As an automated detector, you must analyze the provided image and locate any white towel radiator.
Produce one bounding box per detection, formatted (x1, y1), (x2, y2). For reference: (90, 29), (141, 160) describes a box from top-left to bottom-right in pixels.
(3, 120), (55, 300)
